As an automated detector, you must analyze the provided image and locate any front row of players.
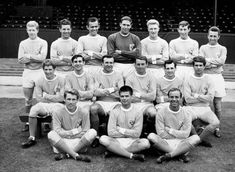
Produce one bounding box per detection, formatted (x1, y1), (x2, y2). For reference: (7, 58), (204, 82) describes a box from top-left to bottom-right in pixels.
(21, 55), (219, 163)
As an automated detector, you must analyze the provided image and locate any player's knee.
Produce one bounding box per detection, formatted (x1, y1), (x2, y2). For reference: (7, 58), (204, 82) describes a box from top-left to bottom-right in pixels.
(188, 135), (201, 146)
(29, 104), (41, 117)
(146, 107), (157, 118)
(47, 130), (61, 145)
(140, 139), (150, 149)
(90, 104), (100, 115)
(85, 129), (97, 141)
(99, 135), (110, 146)
(147, 133), (158, 142)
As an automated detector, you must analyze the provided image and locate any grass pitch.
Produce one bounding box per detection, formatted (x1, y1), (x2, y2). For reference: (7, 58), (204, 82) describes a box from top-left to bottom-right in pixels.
(0, 98), (234, 172)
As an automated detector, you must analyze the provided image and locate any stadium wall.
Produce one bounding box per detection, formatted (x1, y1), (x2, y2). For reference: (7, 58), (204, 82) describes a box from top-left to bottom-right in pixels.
(0, 28), (234, 64)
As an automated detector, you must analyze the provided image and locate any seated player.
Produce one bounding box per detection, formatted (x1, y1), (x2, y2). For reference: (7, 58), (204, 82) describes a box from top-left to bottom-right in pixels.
(65, 54), (94, 109)
(148, 88), (200, 163)
(155, 60), (183, 110)
(125, 56), (157, 136)
(90, 55), (124, 147)
(21, 59), (64, 148)
(99, 85), (150, 162)
(184, 56), (220, 147)
(48, 89), (97, 162)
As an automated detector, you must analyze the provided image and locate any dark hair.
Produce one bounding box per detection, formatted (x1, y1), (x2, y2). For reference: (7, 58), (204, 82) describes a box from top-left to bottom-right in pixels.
(71, 54), (85, 63)
(168, 88), (182, 98)
(135, 56), (148, 64)
(42, 59), (56, 69)
(179, 20), (190, 29)
(102, 55), (114, 63)
(208, 26), (221, 36)
(120, 16), (132, 24)
(87, 17), (99, 26)
(193, 56), (206, 66)
(64, 89), (79, 99)
(119, 85), (133, 96)
(59, 19), (71, 28)
(164, 59), (176, 68)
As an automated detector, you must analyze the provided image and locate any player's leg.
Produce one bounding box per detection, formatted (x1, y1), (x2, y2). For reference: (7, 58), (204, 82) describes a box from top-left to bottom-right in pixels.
(126, 138), (150, 153)
(99, 136), (132, 158)
(170, 135), (200, 158)
(73, 129), (97, 152)
(213, 97), (222, 137)
(147, 133), (173, 153)
(197, 108), (220, 145)
(142, 106), (157, 137)
(90, 103), (106, 135)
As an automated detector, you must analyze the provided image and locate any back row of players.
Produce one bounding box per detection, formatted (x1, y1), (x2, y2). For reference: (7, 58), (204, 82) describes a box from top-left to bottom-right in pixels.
(18, 16), (226, 163)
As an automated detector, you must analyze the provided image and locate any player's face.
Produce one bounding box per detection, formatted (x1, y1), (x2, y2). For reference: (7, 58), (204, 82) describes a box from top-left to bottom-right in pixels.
(178, 25), (190, 40)
(120, 20), (132, 35)
(103, 57), (114, 73)
(72, 57), (84, 71)
(87, 21), (99, 36)
(65, 93), (78, 111)
(208, 31), (220, 45)
(60, 25), (71, 39)
(164, 63), (176, 78)
(169, 90), (181, 109)
(27, 26), (38, 40)
(120, 91), (132, 106)
(193, 62), (205, 76)
(148, 24), (159, 39)
(43, 65), (55, 79)
(135, 59), (147, 75)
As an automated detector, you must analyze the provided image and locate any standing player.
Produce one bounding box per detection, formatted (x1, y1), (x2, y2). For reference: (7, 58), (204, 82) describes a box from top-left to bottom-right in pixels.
(169, 21), (199, 79)
(77, 17), (107, 77)
(199, 26), (227, 138)
(125, 56), (157, 136)
(99, 85), (150, 162)
(141, 19), (169, 79)
(21, 59), (64, 148)
(155, 60), (183, 109)
(148, 88), (200, 163)
(184, 56), (220, 147)
(90, 55), (124, 147)
(50, 19), (78, 78)
(65, 54), (94, 109)
(18, 21), (48, 131)
(48, 89), (97, 162)
(107, 16), (141, 80)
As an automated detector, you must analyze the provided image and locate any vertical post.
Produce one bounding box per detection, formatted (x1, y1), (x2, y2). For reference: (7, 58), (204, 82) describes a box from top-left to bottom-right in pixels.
(214, 0), (217, 26)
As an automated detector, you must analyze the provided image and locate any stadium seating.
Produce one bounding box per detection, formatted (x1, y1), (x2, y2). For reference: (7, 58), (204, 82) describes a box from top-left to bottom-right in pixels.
(0, 0), (234, 33)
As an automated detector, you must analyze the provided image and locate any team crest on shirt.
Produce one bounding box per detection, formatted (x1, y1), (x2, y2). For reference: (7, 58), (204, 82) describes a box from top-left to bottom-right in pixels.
(129, 120), (135, 126)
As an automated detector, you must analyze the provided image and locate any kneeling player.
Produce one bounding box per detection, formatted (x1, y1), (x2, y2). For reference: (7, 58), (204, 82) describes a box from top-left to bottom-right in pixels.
(99, 86), (150, 162)
(148, 88), (200, 163)
(48, 89), (97, 162)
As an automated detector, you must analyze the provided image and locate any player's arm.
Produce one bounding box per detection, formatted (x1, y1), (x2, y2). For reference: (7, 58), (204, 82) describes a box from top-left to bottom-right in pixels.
(53, 112), (74, 138)
(156, 82), (168, 104)
(166, 111), (191, 139)
(74, 109), (90, 138)
(18, 42), (31, 64)
(207, 47), (227, 67)
(35, 79), (47, 102)
(43, 78), (65, 103)
(169, 42), (186, 62)
(197, 78), (215, 103)
(183, 80), (201, 104)
(119, 112), (143, 138)
(91, 37), (108, 59)
(155, 41), (169, 64)
(119, 37), (141, 60)
(108, 111), (124, 138)
(78, 76), (94, 100)
(140, 78), (156, 102)
(50, 42), (71, 66)
(30, 41), (48, 62)
(155, 111), (175, 139)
